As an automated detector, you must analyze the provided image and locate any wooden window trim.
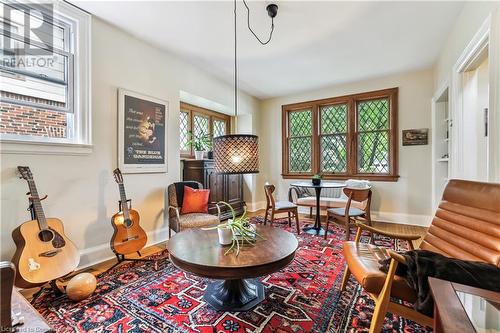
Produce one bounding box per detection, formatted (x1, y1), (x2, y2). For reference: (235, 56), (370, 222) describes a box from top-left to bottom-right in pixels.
(180, 102), (231, 158)
(281, 88), (399, 181)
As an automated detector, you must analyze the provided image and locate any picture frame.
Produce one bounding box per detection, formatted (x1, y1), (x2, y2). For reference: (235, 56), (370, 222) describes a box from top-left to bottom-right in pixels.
(402, 128), (428, 146)
(118, 88), (168, 173)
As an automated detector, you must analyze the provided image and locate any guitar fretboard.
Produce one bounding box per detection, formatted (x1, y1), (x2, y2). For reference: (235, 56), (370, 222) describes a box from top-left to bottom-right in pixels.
(27, 179), (48, 230)
(118, 183), (130, 219)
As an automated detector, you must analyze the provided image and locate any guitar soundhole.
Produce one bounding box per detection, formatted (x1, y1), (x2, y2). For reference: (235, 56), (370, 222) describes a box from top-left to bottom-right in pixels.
(38, 229), (54, 242)
(124, 219), (133, 228)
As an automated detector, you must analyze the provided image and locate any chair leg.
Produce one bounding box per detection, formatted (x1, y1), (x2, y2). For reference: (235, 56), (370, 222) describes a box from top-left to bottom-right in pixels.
(263, 208), (269, 225)
(345, 218), (350, 241)
(270, 211), (275, 226)
(369, 258), (398, 333)
(340, 266), (351, 292)
(309, 207), (313, 218)
(287, 212), (292, 227)
(294, 209), (300, 234)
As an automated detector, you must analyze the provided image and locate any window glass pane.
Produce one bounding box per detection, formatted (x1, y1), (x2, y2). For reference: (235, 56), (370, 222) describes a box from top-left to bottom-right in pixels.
(179, 111), (189, 151)
(321, 104), (347, 133)
(289, 137), (312, 172)
(358, 98), (389, 131)
(193, 114), (209, 137)
(321, 135), (347, 172)
(213, 119), (226, 137)
(289, 109), (312, 137)
(358, 131), (389, 173)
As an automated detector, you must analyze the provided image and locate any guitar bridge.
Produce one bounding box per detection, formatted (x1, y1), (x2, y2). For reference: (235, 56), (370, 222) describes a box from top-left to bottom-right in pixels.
(122, 236), (139, 242)
(39, 249), (62, 257)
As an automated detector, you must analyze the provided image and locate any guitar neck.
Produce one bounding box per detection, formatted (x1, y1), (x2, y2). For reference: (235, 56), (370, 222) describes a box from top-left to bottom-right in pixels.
(27, 180), (48, 230)
(118, 183), (130, 218)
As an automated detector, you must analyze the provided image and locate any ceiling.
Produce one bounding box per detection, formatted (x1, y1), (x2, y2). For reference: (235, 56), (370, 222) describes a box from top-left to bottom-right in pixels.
(72, 1), (464, 99)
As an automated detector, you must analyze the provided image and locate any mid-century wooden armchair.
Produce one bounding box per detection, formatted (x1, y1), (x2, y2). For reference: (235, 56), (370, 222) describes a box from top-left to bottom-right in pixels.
(341, 179), (500, 333)
(325, 187), (372, 240)
(167, 181), (221, 237)
(264, 184), (300, 234)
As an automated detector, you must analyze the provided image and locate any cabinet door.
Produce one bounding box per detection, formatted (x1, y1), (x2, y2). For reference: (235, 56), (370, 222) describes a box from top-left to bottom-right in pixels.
(225, 174), (243, 208)
(206, 168), (224, 215)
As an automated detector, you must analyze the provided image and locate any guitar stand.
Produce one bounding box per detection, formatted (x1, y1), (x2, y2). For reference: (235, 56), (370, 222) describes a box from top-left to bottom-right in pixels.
(108, 252), (159, 271)
(30, 280), (64, 304)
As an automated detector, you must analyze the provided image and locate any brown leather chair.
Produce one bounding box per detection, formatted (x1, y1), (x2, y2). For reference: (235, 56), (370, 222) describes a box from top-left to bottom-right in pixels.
(341, 179), (500, 333)
(264, 184), (300, 234)
(325, 187), (372, 240)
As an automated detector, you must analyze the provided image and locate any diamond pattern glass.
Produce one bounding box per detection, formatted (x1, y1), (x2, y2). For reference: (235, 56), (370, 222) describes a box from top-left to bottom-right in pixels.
(321, 135), (347, 172)
(289, 110), (312, 136)
(193, 114), (209, 138)
(180, 111), (189, 151)
(358, 98), (389, 131)
(289, 137), (312, 172)
(358, 131), (389, 173)
(321, 104), (347, 134)
(213, 119), (226, 138)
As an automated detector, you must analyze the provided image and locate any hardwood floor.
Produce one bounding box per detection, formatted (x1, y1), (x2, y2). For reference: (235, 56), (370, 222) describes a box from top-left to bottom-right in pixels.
(20, 209), (427, 300)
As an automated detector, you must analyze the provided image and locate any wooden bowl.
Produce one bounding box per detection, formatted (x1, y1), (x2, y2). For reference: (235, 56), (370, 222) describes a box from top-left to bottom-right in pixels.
(66, 273), (96, 301)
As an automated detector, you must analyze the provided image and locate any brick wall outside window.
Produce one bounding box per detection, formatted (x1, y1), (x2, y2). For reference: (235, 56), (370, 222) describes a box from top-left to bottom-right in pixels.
(0, 92), (68, 139)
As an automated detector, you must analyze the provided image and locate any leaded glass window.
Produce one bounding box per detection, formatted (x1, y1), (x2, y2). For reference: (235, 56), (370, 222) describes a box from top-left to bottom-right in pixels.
(179, 111), (189, 152)
(213, 119), (226, 138)
(320, 104), (348, 173)
(288, 109), (312, 173)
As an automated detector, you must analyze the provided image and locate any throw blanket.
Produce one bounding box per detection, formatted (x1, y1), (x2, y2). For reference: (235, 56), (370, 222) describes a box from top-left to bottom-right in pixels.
(379, 250), (500, 316)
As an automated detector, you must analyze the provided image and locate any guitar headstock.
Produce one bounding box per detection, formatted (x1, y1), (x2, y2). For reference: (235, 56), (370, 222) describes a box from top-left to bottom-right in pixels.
(113, 168), (123, 184)
(18, 166), (33, 181)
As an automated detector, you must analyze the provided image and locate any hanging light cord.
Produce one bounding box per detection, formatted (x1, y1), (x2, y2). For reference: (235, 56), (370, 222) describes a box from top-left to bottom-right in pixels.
(242, 0), (274, 45)
(234, 0), (238, 117)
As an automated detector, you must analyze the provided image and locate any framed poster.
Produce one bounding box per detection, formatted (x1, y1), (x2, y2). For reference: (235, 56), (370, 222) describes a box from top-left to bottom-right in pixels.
(118, 88), (168, 173)
(402, 128), (428, 146)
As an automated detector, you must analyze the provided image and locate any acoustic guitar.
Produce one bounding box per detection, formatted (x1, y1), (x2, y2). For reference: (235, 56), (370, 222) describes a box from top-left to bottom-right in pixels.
(111, 168), (147, 255)
(12, 166), (80, 288)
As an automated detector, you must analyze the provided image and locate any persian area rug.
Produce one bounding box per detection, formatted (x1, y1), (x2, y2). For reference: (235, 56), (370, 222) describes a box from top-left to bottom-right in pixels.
(33, 217), (430, 333)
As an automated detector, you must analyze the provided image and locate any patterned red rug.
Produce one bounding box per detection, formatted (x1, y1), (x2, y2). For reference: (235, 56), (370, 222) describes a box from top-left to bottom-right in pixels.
(33, 217), (430, 333)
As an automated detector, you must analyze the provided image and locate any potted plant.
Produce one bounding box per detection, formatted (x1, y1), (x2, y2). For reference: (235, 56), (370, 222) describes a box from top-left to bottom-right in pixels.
(203, 202), (263, 256)
(312, 173), (322, 185)
(187, 132), (212, 160)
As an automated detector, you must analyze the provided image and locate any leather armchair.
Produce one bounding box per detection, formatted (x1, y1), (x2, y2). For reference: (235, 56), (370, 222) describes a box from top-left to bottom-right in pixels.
(167, 181), (221, 237)
(341, 179), (500, 332)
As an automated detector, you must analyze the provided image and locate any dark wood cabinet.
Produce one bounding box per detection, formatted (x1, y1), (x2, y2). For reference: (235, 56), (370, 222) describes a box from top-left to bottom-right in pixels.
(183, 160), (244, 220)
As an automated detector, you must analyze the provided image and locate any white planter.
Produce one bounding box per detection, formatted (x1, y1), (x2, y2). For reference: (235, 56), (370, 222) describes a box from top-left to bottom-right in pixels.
(217, 228), (233, 245)
(194, 150), (205, 160)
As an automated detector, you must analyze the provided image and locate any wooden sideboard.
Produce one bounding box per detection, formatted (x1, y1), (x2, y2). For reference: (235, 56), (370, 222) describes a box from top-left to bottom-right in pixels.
(182, 160), (244, 220)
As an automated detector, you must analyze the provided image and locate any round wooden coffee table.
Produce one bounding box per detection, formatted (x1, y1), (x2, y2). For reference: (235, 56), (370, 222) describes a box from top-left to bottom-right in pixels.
(167, 225), (298, 311)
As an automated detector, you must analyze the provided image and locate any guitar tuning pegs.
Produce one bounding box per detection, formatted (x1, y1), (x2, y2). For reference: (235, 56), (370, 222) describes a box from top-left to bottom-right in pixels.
(26, 192), (31, 195)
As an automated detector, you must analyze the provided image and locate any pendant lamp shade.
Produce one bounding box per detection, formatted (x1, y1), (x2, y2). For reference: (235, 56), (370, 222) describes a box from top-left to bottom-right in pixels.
(213, 134), (259, 174)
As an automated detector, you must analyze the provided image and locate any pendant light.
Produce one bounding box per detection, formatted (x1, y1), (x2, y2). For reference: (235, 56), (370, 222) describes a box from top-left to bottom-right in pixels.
(213, 0), (278, 174)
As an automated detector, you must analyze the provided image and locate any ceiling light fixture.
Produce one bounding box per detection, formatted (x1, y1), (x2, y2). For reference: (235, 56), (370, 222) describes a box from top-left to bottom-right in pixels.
(213, 0), (278, 174)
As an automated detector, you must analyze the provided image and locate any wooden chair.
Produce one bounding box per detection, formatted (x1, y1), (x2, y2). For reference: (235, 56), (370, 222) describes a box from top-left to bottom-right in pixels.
(325, 187), (372, 240)
(1, 262), (15, 331)
(340, 179), (500, 332)
(167, 181), (221, 237)
(264, 184), (300, 234)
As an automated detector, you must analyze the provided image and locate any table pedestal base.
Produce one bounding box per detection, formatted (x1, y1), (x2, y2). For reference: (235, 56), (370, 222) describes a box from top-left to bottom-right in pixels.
(303, 226), (333, 236)
(204, 278), (265, 312)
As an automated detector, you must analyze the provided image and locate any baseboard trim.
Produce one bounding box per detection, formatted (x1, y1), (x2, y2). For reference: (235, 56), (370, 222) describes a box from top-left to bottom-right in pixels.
(78, 226), (170, 269)
(246, 201), (266, 212)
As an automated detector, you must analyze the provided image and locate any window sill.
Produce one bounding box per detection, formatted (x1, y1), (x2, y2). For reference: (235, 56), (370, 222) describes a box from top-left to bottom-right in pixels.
(281, 173), (400, 182)
(0, 139), (93, 155)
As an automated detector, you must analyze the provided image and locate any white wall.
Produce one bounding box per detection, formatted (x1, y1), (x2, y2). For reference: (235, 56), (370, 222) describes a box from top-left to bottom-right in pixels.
(0, 17), (259, 267)
(256, 69), (434, 226)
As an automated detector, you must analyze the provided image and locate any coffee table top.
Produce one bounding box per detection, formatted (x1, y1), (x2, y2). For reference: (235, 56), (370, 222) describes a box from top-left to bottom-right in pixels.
(167, 225), (298, 279)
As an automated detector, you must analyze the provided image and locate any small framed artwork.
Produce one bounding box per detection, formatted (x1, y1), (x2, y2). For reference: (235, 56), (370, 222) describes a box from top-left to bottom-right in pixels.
(402, 128), (428, 146)
(118, 88), (168, 173)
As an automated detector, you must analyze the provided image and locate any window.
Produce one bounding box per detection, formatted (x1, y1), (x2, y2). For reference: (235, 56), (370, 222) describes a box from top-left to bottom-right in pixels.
(0, 1), (91, 150)
(180, 102), (230, 157)
(282, 88), (398, 181)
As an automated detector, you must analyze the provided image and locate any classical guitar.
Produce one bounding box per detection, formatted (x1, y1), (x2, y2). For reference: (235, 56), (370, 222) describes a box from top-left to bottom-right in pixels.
(111, 168), (147, 255)
(12, 166), (80, 288)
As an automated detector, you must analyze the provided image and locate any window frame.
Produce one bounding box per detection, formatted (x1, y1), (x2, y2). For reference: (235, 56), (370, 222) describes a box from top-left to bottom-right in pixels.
(180, 102), (231, 158)
(281, 88), (399, 181)
(0, 1), (91, 154)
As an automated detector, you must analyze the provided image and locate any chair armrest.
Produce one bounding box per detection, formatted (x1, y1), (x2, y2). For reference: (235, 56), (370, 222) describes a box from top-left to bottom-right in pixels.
(168, 205), (180, 220)
(387, 250), (407, 264)
(208, 202), (222, 218)
(354, 222), (421, 241)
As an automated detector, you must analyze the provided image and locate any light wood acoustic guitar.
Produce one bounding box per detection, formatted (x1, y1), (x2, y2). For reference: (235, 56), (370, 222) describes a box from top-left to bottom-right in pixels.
(12, 166), (80, 288)
(110, 168), (147, 255)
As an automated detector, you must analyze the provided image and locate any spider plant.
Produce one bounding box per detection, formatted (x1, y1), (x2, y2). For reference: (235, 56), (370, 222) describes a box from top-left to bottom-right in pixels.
(203, 201), (264, 256)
